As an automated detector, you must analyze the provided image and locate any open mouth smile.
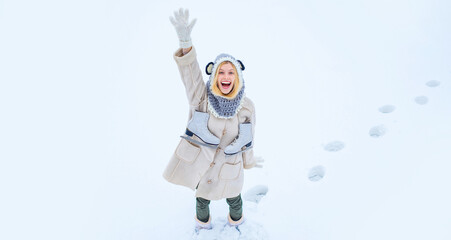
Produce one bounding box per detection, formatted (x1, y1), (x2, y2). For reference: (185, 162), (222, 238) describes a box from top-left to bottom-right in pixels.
(221, 81), (232, 89)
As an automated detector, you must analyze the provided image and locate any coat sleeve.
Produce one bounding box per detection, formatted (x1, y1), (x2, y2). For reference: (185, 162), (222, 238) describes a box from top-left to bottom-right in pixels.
(242, 98), (257, 169)
(173, 47), (206, 109)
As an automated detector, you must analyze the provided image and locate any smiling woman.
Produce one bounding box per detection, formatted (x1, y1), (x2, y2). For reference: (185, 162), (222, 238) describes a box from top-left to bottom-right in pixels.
(164, 8), (263, 232)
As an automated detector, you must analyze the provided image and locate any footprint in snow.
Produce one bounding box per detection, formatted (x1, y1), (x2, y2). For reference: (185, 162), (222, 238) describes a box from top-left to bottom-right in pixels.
(308, 165), (325, 182)
(426, 80), (440, 87)
(379, 105), (395, 113)
(415, 96), (429, 105)
(324, 141), (345, 152)
(369, 125), (387, 138)
(244, 185), (268, 204)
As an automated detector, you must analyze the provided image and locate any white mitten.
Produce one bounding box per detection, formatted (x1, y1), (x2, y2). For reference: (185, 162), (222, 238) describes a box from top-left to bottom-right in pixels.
(169, 8), (197, 48)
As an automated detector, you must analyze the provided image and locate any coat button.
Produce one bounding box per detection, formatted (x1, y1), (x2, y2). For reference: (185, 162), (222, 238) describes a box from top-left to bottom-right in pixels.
(222, 129), (226, 135)
(210, 162), (215, 167)
(207, 179), (212, 184)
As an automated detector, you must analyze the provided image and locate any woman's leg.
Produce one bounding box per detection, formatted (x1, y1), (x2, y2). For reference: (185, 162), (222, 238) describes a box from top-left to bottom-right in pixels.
(226, 194), (243, 221)
(196, 197), (211, 223)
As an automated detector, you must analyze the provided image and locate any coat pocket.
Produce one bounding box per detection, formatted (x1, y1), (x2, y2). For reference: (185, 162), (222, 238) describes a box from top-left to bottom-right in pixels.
(175, 139), (200, 164)
(163, 139), (213, 190)
(219, 161), (242, 180)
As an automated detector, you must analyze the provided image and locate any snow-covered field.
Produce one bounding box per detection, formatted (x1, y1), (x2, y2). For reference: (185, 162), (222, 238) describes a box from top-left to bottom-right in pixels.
(1, 0), (451, 239)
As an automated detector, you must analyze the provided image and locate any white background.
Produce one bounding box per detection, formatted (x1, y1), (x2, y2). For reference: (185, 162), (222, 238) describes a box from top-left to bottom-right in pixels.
(1, 0), (450, 239)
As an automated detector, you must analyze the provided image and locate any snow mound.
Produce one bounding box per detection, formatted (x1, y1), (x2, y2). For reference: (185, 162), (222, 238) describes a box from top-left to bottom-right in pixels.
(243, 185), (268, 204)
(379, 105), (396, 113)
(192, 217), (268, 240)
(324, 141), (345, 152)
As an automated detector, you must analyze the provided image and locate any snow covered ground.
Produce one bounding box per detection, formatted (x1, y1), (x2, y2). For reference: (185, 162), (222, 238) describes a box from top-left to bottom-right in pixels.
(1, 0), (451, 239)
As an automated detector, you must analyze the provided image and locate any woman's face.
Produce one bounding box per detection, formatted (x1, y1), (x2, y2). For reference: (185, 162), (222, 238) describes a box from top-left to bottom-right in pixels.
(216, 62), (236, 94)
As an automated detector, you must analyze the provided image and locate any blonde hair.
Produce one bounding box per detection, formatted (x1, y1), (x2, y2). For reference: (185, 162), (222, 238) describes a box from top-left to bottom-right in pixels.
(211, 61), (241, 99)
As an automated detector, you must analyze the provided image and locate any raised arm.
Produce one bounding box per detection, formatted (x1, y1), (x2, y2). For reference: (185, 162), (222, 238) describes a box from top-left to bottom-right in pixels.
(170, 8), (205, 108)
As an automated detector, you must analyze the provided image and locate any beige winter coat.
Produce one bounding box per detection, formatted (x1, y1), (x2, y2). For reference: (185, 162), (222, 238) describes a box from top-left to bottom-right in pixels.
(163, 47), (256, 200)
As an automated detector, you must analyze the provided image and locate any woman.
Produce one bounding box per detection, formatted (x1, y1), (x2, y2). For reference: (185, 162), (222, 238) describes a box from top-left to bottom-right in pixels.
(163, 8), (262, 230)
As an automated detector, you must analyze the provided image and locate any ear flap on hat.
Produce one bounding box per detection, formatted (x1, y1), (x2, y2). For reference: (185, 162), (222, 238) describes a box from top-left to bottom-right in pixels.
(237, 60), (245, 71)
(205, 62), (214, 75)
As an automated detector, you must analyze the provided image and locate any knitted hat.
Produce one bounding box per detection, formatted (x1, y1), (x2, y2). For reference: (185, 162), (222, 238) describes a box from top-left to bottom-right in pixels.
(205, 54), (246, 119)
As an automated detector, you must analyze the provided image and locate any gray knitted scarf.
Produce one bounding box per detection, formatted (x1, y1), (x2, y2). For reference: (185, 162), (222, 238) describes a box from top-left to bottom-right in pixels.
(206, 80), (245, 119)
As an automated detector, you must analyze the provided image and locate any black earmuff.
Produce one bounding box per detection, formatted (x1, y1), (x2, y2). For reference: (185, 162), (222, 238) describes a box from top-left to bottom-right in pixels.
(205, 62), (214, 75)
(237, 60), (245, 71)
